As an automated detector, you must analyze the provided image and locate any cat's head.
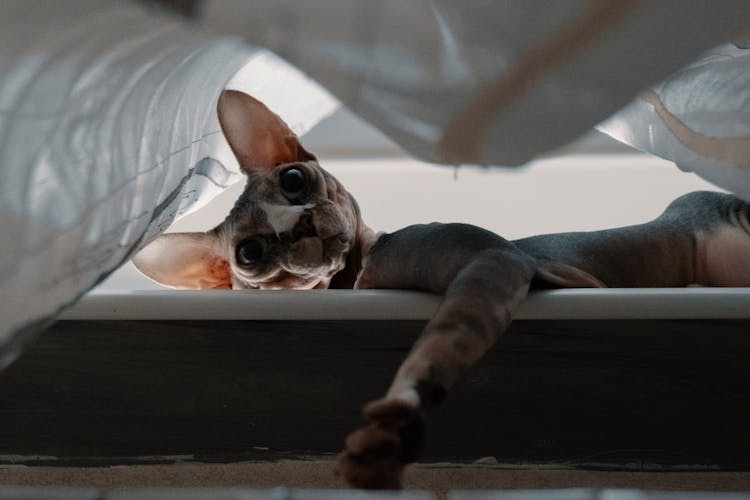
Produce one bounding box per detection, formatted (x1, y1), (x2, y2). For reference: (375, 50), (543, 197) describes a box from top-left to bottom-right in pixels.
(133, 90), (368, 290)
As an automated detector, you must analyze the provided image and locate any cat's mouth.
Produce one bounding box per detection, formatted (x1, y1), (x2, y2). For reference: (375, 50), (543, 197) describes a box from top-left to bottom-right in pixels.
(256, 236), (349, 290)
(241, 228), (350, 290)
(282, 232), (350, 272)
(259, 270), (328, 290)
(277, 208), (351, 261)
(285, 202), (353, 267)
(242, 190), (357, 290)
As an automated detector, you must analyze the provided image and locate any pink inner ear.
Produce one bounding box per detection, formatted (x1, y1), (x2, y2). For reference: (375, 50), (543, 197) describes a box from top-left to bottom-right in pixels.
(205, 256), (232, 289)
(218, 89), (311, 172)
(258, 131), (298, 168)
(133, 232), (232, 290)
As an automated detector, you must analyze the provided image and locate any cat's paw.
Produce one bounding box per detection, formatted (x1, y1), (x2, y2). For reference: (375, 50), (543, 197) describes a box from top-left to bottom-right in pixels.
(338, 422), (404, 489)
(337, 399), (424, 489)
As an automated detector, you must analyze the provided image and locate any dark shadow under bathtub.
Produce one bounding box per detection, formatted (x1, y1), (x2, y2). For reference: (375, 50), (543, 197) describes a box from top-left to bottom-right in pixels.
(0, 319), (749, 470)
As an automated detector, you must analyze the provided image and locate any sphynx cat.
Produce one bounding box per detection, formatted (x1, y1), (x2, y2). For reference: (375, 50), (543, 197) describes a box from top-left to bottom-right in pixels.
(134, 90), (750, 489)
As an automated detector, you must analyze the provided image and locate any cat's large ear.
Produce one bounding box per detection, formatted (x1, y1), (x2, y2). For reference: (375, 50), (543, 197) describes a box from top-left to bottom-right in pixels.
(217, 89), (315, 172)
(534, 259), (606, 288)
(132, 232), (232, 289)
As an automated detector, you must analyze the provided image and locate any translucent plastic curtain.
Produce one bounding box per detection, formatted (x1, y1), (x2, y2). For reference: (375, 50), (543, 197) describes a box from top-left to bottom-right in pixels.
(599, 43), (750, 202)
(0, 0), (335, 364)
(201, 0), (750, 170)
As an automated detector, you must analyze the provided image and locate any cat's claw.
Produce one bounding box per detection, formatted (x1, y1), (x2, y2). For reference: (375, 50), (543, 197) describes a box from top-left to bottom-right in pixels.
(338, 399), (424, 490)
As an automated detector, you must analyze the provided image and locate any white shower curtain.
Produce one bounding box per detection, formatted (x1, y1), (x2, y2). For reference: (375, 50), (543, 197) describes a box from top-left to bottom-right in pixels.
(200, 0), (750, 177)
(0, 0), (335, 364)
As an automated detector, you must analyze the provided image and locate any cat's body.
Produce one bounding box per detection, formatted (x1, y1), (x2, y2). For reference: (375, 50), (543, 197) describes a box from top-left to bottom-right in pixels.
(134, 90), (750, 489)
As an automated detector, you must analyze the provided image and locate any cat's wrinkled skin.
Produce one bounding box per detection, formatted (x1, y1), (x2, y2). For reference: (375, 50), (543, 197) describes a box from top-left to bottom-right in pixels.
(134, 90), (750, 490)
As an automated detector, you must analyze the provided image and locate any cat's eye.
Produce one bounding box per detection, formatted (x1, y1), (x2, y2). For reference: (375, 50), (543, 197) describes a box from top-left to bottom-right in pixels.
(280, 167), (306, 194)
(236, 238), (264, 266)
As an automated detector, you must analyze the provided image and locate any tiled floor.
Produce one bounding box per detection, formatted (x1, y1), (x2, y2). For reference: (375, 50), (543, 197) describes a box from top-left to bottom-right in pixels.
(2, 487), (750, 499)
(4, 461), (750, 500)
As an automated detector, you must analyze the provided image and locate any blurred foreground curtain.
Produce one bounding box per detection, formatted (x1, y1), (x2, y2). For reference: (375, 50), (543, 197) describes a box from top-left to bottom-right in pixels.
(0, 0), (335, 364)
(202, 0), (750, 188)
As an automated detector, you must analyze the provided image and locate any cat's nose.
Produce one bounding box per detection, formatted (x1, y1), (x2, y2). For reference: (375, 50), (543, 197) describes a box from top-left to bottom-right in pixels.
(291, 211), (316, 239)
(287, 236), (324, 267)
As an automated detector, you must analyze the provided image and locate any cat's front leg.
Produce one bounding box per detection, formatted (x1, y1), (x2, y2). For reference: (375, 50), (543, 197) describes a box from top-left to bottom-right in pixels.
(338, 224), (535, 489)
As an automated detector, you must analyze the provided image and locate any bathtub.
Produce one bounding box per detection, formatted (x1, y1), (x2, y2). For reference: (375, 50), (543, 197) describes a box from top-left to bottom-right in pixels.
(1, 153), (749, 480)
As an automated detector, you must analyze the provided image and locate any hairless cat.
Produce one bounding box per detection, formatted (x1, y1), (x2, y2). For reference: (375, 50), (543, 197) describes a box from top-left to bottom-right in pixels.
(134, 90), (750, 489)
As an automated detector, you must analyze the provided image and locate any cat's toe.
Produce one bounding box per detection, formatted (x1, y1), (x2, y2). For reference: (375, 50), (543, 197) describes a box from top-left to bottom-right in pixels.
(338, 424), (404, 489)
(338, 398), (426, 489)
(364, 399), (425, 463)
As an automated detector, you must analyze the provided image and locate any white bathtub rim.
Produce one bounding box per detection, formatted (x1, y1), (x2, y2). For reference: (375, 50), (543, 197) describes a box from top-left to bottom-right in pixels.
(59, 288), (750, 321)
